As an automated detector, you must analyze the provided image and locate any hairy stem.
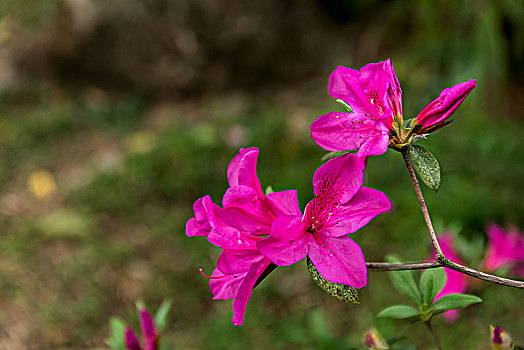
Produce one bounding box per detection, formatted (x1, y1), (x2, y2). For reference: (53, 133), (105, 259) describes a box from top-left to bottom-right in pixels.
(426, 320), (442, 350)
(401, 148), (442, 256)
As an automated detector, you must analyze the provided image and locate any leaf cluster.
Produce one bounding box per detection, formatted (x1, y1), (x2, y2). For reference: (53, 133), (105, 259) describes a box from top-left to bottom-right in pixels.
(378, 257), (481, 322)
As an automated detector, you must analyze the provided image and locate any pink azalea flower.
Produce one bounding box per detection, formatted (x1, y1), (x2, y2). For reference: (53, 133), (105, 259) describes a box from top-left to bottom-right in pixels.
(310, 59), (476, 156)
(124, 309), (158, 350)
(257, 153), (391, 287)
(186, 147), (301, 326)
(483, 223), (524, 276)
(432, 234), (469, 322)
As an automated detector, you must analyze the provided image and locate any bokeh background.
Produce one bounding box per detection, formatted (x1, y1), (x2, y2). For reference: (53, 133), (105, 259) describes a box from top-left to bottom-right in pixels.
(0, 0), (523, 349)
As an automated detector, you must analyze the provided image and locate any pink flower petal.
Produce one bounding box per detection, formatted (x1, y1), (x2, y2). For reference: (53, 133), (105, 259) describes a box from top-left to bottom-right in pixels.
(124, 328), (142, 350)
(217, 250), (266, 275)
(325, 187), (391, 237)
(416, 79), (477, 128)
(210, 268), (244, 300)
(186, 196), (219, 237)
(310, 111), (389, 154)
(207, 226), (259, 249)
(226, 148), (264, 199)
(312, 152), (365, 205)
(231, 259), (272, 326)
(139, 310), (157, 343)
(266, 190), (301, 217)
(308, 234), (367, 288)
(483, 223), (524, 272)
(257, 216), (311, 266)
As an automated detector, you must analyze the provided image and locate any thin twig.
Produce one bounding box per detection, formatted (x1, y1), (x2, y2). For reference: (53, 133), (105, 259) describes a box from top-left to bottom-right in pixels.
(367, 260), (524, 288)
(366, 261), (441, 271)
(401, 148), (443, 256)
(426, 320), (442, 350)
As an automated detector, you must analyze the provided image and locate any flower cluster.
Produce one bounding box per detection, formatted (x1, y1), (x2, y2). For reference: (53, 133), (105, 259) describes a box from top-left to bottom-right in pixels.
(430, 224), (524, 321)
(187, 59), (478, 325)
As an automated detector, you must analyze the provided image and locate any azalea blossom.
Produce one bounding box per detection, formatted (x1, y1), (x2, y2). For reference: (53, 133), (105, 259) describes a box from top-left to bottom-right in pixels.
(124, 309), (158, 350)
(258, 153), (391, 287)
(431, 234), (469, 322)
(310, 59), (476, 156)
(482, 223), (524, 276)
(186, 147), (300, 326)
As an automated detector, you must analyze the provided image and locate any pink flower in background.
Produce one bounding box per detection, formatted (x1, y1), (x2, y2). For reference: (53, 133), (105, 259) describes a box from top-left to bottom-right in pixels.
(124, 309), (158, 350)
(310, 59), (476, 155)
(483, 223), (524, 276)
(258, 153), (391, 287)
(432, 234), (469, 322)
(415, 79), (477, 129)
(186, 147), (301, 325)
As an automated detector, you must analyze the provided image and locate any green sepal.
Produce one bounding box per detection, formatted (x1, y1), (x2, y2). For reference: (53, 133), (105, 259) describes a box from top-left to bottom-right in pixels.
(336, 99), (353, 112)
(429, 293), (482, 315)
(407, 145), (441, 192)
(419, 267), (446, 307)
(307, 257), (359, 304)
(386, 255), (423, 307)
(377, 305), (420, 319)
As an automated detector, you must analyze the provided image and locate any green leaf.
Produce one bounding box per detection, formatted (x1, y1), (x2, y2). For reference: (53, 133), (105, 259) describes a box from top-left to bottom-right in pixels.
(106, 317), (126, 350)
(429, 293), (482, 316)
(307, 257), (359, 304)
(407, 145), (441, 192)
(154, 300), (172, 332)
(336, 99), (353, 112)
(419, 268), (446, 306)
(386, 255), (423, 307)
(378, 305), (420, 319)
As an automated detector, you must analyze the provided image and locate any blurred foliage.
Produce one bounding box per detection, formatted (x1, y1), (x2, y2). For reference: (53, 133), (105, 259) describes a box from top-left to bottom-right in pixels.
(0, 0), (523, 349)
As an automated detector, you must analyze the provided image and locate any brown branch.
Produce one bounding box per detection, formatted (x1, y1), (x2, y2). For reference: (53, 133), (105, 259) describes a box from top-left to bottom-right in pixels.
(401, 148), (443, 256)
(366, 260), (524, 288)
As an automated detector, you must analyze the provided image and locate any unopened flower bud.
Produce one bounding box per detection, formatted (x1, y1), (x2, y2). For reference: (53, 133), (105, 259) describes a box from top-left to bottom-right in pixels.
(364, 327), (388, 349)
(490, 325), (514, 350)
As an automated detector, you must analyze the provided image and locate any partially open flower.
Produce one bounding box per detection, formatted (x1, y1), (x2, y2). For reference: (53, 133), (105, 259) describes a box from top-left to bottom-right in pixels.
(124, 309), (158, 350)
(490, 325), (514, 350)
(364, 327), (389, 349)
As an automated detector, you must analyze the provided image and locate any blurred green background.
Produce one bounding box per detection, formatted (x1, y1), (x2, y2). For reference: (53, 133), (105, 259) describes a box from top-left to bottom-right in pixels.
(0, 0), (523, 349)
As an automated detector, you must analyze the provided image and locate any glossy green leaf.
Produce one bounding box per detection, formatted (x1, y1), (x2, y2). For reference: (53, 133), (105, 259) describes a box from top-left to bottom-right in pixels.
(386, 256), (423, 307)
(307, 257), (359, 304)
(419, 267), (446, 306)
(429, 293), (482, 315)
(378, 305), (420, 319)
(407, 145), (441, 192)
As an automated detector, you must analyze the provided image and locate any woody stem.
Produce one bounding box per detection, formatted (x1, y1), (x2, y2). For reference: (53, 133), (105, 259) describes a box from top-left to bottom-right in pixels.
(401, 148), (443, 256)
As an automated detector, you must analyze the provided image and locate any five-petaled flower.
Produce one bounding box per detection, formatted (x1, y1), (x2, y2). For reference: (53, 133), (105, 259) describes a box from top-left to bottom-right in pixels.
(310, 59), (476, 156)
(124, 309), (158, 350)
(258, 153), (391, 287)
(186, 147), (300, 326)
